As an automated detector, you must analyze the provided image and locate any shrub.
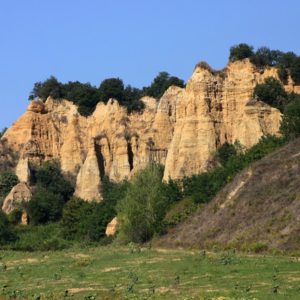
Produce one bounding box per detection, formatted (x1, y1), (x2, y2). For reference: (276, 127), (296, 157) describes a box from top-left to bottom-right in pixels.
(280, 96), (300, 139)
(33, 161), (74, 201)
(117, 164), (170, 243)
(0, 171), (19, 199)
(183, 135), (285, 204)
(61, 178), (128, 242)
(143, 72), (185, 99)
(10, 223), (69, 251)
(163, 198), (197, 228)
(0, 211), (17, 244)
(7, 208), (23, 225)
(277, 65), (289, 84)
(27, 188), (65, 225)
(29, 76), (62, 100)
(253, 77), (288, 111)
(290, 57), (300, 84)
(216, 142), (237, 165)
(229, 43), (254, 62)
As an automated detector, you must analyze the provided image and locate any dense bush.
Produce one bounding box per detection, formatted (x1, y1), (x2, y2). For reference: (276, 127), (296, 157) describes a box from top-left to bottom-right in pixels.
(33, 161), (74, 201)
(9, 223), (69, 251)
(183, 135), (285, 204)
(0, 171), (19, 199)
(117, 164), (171, 243)
(29, 72), (185, 116)
(216, 142), (237, 165)
(61, 178), (129, 241)
(27, 161), (74, 225)
(229, 44), (254, 62)
(280, 96), (300, 139)
(27, 188), (65, 225)
(290, 57), (300, 84)
(253, 77), (288, 111)
(0, 211), (17, 244)
(143, 72), (185, 99)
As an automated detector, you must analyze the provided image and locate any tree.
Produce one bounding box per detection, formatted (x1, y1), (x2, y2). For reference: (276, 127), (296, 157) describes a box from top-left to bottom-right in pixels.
(98, 78), (125, 103)
(229, 43), (254, 62)
(144, 72), (185, 99)
(253, 77), (288, 111)
(251, 47), (274, 68)
(117, 164), (169, 243)
(0, 171), (19, 199)
(27, 188), (64, 225)
(34, 161), (74, 202)
(290, 57), (300, 84)
(29, 76), (62, 100)
(280, 96), (300, 139)
(216, 142), (237, 165)
(0, 211), (16, 244)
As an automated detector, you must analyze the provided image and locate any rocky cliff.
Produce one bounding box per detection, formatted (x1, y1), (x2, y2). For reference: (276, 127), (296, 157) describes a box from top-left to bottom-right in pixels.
(2, 59), (294, 201)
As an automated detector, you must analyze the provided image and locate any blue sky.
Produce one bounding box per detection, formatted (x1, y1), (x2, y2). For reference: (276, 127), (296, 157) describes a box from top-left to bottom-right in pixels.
(0, 0), (299, 129)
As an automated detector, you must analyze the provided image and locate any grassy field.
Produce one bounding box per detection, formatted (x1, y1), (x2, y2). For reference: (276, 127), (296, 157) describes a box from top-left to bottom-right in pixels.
(0, 245), (300, 299)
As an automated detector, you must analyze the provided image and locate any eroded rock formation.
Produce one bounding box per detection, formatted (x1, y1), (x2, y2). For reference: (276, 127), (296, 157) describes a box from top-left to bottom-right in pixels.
(1, 59), (295, 201)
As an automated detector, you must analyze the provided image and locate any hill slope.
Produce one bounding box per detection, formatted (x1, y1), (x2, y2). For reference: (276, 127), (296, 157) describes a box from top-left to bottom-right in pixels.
(157, 138), (300, 252)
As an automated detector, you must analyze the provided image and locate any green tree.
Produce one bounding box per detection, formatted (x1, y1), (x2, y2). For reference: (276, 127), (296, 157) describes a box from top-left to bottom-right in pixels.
(251, 47), (274, 68)
(27, 188), (64, 225)
(0, 171), (19, 199)
(253, 77), (288, 111)
(144, 72), (185, 99)
(290, 57), (300, 84)
(29, 76), (62, 100)
(117, 164), (169, 243)
(98, 78), (125, 103)
(229, 43), (254, 62)
(34, 161), (74, 201)
(0, 211), (16, 244)
(216, 142), (237, 165)
(280, 97), (300, 139)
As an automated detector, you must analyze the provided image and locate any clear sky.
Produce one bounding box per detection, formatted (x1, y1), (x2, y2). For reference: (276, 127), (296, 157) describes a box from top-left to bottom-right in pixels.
(0, 0), (299, 129)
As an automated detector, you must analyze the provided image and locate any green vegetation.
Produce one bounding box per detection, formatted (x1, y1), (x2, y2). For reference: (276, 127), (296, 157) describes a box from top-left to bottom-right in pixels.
(143, 72), (185, 99)
(0, 246), (300, 299)
(182, 135), (285, 204)
(27, 162), (74, 225)
(117, 164), (173, 243)
(0, 171), (18, 199)
(280, 97), (300, 139)
(229, 43), (254, 61)
(229, 43), (300, 84)
(0, 211), (16, 244)
(253, 77), (288, 111)
(29, 72), (185, 116)
(253, 76), (300, 112)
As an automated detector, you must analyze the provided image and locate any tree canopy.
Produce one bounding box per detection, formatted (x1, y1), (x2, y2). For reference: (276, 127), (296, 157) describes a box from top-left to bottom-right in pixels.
(29, 72), (185, 116)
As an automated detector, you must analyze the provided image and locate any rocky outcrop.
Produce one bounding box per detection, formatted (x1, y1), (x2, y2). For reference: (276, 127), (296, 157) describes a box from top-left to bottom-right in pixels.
(2, 183), (32, 214)
(1, 59), (295, 200)
(15, 157), (31, 182)
(106, 217), (118, 236)
(74, 142), (102, 201)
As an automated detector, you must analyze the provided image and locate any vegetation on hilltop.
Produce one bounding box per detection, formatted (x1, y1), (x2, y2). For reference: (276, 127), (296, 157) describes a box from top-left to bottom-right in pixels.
(29, 72), (185, 116)
(229, 43), (300, 84)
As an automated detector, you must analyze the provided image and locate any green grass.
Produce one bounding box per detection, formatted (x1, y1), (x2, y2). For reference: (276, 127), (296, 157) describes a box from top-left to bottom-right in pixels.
(0, 246), (300, 299)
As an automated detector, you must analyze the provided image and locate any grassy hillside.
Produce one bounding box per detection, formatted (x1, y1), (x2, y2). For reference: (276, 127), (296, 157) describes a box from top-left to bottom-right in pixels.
(1, 246), (300, 299)
(156, 138), (300, 253)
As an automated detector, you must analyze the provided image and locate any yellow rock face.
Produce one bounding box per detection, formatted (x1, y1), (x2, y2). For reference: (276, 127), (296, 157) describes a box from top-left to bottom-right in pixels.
(2, 59), (293, 200)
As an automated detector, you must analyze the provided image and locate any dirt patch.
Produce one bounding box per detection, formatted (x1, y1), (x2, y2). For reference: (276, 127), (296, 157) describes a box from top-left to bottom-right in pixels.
(102, 267), (121, 272)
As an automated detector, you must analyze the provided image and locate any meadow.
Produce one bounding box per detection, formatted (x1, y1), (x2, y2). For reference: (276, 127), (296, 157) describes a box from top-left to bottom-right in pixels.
(0, 245), (300, 299)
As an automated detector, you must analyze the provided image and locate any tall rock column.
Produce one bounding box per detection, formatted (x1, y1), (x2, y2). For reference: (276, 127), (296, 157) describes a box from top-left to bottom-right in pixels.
(74, 141), (102, 201)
